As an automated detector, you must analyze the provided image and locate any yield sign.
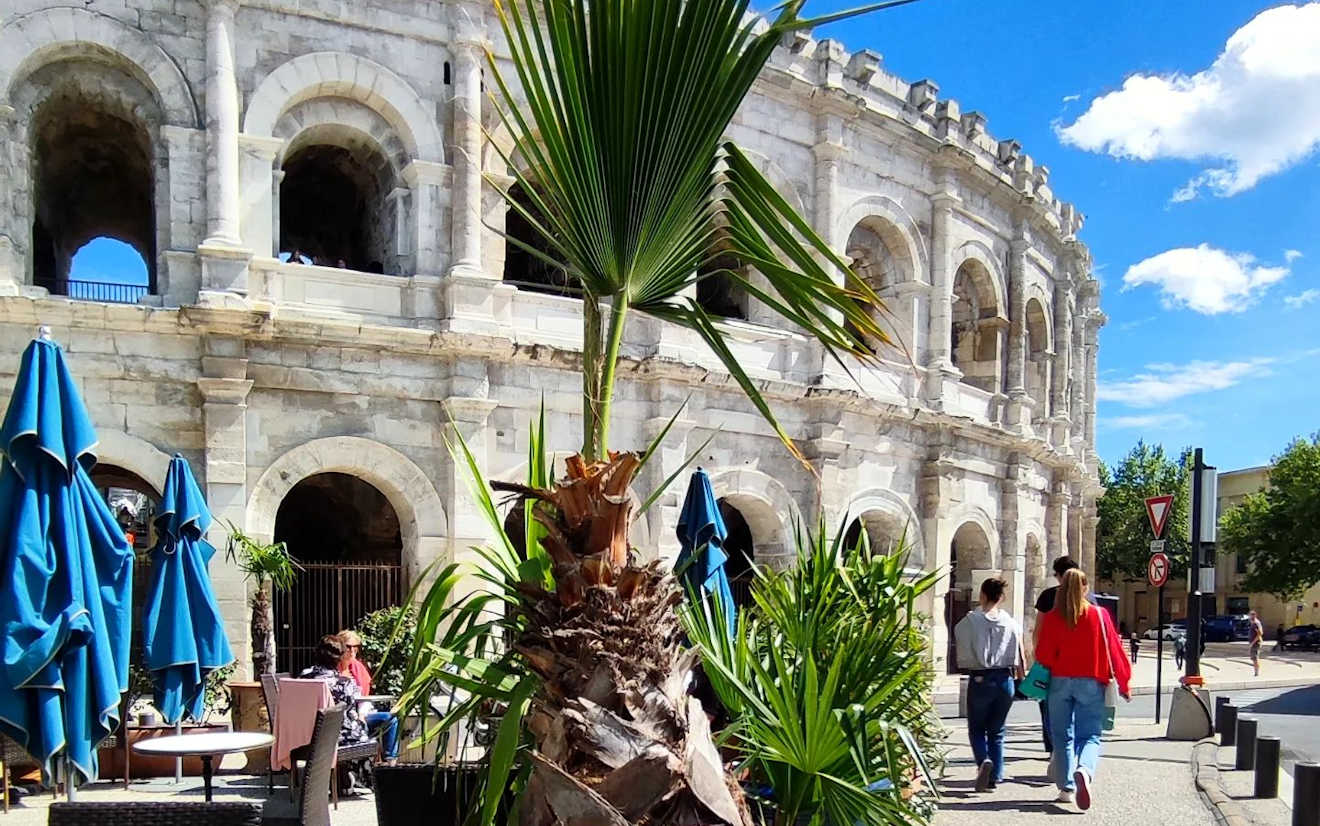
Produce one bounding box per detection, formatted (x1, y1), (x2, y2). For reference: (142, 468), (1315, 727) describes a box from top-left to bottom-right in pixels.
(1145, 494), (1174, 539)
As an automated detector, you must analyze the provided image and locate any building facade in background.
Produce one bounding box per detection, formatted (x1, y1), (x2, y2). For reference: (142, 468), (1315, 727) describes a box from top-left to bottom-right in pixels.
(0, 1), (1102, 675)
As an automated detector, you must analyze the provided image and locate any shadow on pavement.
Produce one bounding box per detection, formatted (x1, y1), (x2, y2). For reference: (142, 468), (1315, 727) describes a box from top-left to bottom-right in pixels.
(1241, 684), (1319, 716)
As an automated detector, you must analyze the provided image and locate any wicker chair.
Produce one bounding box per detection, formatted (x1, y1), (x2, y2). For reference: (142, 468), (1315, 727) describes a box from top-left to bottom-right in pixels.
(1, 733), (23, 814)
(330, 739), (379, 809)
(259, 673), (290, 793)
(47, 802), (261, 826)
(262, 707), (341, 826)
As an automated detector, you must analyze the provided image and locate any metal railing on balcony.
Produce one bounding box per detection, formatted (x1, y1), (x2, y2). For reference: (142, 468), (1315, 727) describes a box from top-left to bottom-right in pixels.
(57, 279), (149, 304)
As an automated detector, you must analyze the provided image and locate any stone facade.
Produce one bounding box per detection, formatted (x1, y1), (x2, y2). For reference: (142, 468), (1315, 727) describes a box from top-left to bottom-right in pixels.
(0, 0), (1103, 676)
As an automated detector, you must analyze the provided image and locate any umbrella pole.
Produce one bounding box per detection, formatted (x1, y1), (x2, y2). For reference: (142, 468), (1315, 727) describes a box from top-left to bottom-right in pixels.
(174, 721), (182, 783)
(65, 757), (76, 802)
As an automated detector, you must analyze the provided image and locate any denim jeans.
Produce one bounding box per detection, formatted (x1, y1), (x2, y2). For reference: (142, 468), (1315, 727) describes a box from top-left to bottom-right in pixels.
(1047, 676), (1106, 791)
(966, 670), (1015, 783)
(365, 711), (400, 760)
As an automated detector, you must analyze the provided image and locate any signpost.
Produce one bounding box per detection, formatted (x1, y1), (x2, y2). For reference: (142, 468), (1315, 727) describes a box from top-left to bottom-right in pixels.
(1146, 495), (1173, 723)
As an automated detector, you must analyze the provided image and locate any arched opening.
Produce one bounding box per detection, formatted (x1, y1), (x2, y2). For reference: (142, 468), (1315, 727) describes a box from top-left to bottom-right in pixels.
(272, 472), (404, 673)
(843, 509), (906, 557)
(844, 218), (911, 352)
(716, 499), (756, 609)
(503, 182), (574, 295)
(279, 132), (394, 272)
(695, 254), (749, 321)
(951, 260), (1002, 394)
(1025, 298), (1051, 421)
(89, 464), (161, 679)
(30, 75), (156, 301)
(945, 521), (994, 670)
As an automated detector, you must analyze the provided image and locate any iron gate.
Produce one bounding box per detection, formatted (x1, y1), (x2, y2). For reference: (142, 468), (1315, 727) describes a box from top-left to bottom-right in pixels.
(274, 560), (402, 675)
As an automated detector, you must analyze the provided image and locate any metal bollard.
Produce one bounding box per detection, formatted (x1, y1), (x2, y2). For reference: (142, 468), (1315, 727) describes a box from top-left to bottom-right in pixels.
(1255, 737), (1281, 799)
(1221, 704), (1238, 747)
(1235, 717), (1258, 771)
(1294, 762), (1320, 826)
(1215, 696), (1231, 734)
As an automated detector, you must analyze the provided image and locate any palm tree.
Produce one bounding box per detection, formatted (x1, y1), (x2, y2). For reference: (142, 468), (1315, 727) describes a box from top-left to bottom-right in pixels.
(400, 1), (912, 824)
(225, 523), (300, 676)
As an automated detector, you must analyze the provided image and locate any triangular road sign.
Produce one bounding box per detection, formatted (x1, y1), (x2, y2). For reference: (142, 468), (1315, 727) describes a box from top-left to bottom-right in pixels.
(1145, 494), (1174, 539)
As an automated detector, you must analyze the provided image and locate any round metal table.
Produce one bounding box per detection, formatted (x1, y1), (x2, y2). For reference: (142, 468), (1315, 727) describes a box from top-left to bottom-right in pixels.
(132, 731), (274, 801)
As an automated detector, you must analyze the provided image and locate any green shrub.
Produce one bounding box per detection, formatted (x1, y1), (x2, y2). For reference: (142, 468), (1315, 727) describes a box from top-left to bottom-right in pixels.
(355, 605), (419, 696)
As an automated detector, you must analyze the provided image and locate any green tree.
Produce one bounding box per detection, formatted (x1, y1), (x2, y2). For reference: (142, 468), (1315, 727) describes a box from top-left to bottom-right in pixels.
(1220, 434), (1320, 600)
(1096, 441), (1191, 581)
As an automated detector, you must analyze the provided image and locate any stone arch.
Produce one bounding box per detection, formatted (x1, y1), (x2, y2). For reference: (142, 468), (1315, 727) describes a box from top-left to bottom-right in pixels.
(247, 437), (448, 584)
(946, 505), (1000, 570)
(951, 240), (1007, 313)
(1022, 532), (1046, 634)
(273, 99), (410, 174)
(0, 7), (200, 128)
(707, 467), (801, 567)
(1024, 295), (1052, 418)
(834, 195), (928, 281)
(243, 52), (444, 163)
(839, 488), (926, 567)
(91, 430), (172, 496)
(738, 149), (807, 217)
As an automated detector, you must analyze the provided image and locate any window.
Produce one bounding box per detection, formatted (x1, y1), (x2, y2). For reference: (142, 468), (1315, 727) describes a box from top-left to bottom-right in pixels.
(1226, 597), (1249, 616)
(1235, 553), (1248, 575)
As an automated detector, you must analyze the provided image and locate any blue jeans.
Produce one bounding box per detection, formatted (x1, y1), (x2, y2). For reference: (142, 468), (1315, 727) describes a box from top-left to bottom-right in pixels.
(365, 711), (399, 760)
(967, 670), (1015, 783)
(1047, 676), (1105, 791)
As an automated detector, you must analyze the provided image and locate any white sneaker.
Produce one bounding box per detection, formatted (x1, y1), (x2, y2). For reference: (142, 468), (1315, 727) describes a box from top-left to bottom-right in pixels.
(1055, 790), (1075, 804)
(1074, 769), (1093, 811)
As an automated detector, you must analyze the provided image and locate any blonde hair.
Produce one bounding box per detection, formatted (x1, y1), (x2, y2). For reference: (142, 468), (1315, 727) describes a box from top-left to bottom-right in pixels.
(1057, 569), (1090, 629)
(338, 629), (362, 647)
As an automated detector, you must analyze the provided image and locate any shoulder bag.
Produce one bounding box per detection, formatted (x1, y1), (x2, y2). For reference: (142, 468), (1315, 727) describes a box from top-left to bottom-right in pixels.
(1099, 608), (1122, 731)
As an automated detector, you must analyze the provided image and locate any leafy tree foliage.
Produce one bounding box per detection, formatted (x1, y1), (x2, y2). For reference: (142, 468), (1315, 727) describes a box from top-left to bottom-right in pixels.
(1219, 434), (1320, 601)
(1097, 441), (1191, 580)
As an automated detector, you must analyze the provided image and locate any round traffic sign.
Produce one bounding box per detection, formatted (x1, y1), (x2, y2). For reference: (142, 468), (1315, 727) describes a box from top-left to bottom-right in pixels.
(1148, 552), (1170, 587)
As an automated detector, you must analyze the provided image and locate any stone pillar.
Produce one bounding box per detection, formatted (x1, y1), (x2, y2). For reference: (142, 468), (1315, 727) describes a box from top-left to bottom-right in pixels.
(812, 118), (844, 245)
(1081, 494), (1100, 578)
(0, 104), (25, 293)
(440, 393), (499, 599)
(1050, 273), (1073, 448)
(921, 450), (956, 675)
(924, 163), (961, 403)
(197, 338), (254, 677)
(238, 135), (283, 258)
(1046, 479), (1068, 560)
(1004, 226), (1029, 427)
(403, 160), (451, 278)
(1083, 307), (1104, 453)
(202, 0), (243, 248)
(449, 41), (485, 278)
(1069, 308), (1088, 454)
(271, 169), (284, 254)
(1067, 486), (1083, 560)
(999, 455), (1025, 620)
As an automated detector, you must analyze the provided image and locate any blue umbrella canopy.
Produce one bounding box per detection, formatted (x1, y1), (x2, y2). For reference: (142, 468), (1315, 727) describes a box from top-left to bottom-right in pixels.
(142, 455), (233, 725)
(0, 337), (133, 784)
(675, 468), (737, 640)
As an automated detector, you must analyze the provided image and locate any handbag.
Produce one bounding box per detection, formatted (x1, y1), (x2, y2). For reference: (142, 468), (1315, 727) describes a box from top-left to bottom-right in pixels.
(1099, 609), (1122, 731)
(1019, 661), (1051, 701)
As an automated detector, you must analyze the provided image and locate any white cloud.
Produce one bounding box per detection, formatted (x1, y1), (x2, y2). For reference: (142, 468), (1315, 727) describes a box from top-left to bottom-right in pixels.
(1097, 358), (1274, 407)
(1117, 315), (1156, 332)
(1284, 288), (1320, 309)
(1122, 244), (1290, 314)
(1062, 93), (1081, 103)
(1057, 3), (1320, 200)
(1105, 413), (1196, 430)
(1285, 249), (1304, 263)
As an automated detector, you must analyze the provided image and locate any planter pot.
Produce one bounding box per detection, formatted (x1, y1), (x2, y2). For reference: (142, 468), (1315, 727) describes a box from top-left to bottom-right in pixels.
(374, 763), (485, 826)
(97, 724), (229, 779)
(227, 681), (270, 774)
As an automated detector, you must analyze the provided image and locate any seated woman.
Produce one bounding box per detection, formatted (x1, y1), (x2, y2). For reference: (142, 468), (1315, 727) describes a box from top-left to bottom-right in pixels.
(338, 629), (401, 764)
(299, 635), (399, 765)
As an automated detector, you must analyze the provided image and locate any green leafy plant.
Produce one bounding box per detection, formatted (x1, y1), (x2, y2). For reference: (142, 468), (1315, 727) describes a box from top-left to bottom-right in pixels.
(682, 523), (943, 825)
(224, 522), (301, 675)
(202, 663), (238, 723)
(354, 605), (419, 697)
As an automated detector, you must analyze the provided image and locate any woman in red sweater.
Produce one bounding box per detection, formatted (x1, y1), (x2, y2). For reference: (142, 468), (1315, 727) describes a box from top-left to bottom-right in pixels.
(1034, 569), (1130, 811)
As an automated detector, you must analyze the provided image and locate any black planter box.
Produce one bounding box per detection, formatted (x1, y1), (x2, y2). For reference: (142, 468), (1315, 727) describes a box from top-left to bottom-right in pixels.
(374, 763), (484, 826)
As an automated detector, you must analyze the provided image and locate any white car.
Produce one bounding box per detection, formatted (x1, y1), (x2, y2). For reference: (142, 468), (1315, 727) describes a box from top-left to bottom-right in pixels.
(1143, 623), (1187, 641)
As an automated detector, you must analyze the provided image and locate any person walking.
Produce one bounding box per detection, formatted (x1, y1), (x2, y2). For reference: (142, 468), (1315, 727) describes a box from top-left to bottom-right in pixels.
(954, 577), (1025, 792)
(1248, 610), (1264, 677)
(1032, 556), (1083, 754)
(1035, 569), (1131, 811)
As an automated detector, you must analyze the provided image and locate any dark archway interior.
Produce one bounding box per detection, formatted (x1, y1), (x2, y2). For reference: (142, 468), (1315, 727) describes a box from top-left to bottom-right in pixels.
(31, 90), (154, 293)
(280, 144), (386, 271)
(696, 254), (748, 320)
(89, 464), (160, 669)
(274, 472), (402, 564)
(717, 498), (755, 607)
(503, 182), (573, 295)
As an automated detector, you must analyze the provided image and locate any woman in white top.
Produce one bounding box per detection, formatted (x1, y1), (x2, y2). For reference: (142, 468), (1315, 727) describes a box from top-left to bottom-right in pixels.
(954, 577), (1025, 792)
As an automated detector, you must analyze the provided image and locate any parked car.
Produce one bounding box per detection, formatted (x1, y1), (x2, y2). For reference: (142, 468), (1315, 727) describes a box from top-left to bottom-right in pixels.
(1281, 625), (1320, 651)
(1144, 620), (1187, 641)
(1202, 615), (1251, 642)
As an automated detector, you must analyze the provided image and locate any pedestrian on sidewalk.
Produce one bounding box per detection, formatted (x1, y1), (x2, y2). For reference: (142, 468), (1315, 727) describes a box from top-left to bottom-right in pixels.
(954, 577), (1025, 793)
(1249, 610), (1264, 676)
(1031, 556), (1086, 755)
(1035, 569), (1131, 812)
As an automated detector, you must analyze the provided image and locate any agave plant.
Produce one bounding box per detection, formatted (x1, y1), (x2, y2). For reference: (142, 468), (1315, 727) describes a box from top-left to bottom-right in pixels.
(682, 524), (942, 825)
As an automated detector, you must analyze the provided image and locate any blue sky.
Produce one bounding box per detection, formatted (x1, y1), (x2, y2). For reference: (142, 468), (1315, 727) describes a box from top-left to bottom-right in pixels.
(812, 0), (1320, 471)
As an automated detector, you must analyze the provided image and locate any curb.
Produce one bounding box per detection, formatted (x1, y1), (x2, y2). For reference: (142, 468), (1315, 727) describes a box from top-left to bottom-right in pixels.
(1192, 737), (1251, 826)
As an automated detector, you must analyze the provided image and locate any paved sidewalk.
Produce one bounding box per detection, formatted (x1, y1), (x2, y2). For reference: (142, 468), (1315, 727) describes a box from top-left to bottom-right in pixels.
(934, 720), (1214, 825)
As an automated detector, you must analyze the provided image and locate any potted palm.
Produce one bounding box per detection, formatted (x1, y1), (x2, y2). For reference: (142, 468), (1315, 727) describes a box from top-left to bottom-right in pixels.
(393, 0), (918, 824)
(224, 523), (300, 676)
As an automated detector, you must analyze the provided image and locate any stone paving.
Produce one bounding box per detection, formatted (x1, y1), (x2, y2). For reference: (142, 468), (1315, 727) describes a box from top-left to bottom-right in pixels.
(933, 721), (1215, 825)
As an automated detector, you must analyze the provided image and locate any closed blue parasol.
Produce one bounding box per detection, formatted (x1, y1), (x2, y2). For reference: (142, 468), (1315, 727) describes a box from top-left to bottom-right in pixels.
(0, 333), (134, 786)
(142, 454), (233, 725)
(674, 468), (737, 640)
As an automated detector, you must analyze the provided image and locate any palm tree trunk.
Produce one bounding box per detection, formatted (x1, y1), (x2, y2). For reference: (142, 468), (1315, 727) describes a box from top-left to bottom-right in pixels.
(582, 296), (604, 462)
(250, 583), (276, 676)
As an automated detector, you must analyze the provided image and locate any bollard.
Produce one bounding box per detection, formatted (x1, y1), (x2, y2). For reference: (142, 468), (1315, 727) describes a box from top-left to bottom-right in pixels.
(1255, 737), (1280, 799)
(1235, 717), (1258, 771)
(1294, 762), (1320, 826)
(1221, 704), (1238, 747)
(1215, 696), (1231, 734)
